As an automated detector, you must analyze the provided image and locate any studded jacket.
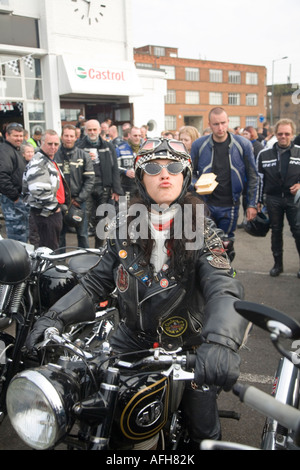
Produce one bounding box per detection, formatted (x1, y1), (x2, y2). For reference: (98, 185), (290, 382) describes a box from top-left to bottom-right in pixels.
(49, 217), (248, 351)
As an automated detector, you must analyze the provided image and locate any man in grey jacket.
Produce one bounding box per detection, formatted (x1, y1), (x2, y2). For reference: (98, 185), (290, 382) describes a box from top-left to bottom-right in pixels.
(22, 130), (64, 251)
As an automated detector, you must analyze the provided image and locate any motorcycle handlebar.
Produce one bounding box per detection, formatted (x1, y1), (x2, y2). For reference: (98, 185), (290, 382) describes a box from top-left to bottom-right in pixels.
(233, 383), (300, 446)
(37, 248), (103, 261)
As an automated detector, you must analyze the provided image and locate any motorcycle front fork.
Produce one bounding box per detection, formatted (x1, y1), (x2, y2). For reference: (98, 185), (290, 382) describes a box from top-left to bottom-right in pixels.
(261, 357), (300, 450)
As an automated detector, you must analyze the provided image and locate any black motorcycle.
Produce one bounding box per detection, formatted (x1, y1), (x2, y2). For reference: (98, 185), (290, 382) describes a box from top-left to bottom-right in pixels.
(5, 320), (200, 451)
(0, 238), (108, 422)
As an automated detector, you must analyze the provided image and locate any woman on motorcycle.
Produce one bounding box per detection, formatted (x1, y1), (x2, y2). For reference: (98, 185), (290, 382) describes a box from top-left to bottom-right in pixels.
(26, 138), (248, 448)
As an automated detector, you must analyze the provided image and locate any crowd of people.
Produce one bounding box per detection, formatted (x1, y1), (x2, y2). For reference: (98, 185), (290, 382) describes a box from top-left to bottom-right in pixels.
(0, 109), (299, 449)
(0, 110), (299, 278)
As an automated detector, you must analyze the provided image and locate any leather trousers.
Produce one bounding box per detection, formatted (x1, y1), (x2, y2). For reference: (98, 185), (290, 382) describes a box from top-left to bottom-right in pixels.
(266, 194), (300, 258)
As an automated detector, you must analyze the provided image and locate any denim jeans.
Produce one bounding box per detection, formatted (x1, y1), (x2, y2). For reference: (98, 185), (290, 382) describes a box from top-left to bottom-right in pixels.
(207, 204), (240, 240)
(0, 194), (29, 243)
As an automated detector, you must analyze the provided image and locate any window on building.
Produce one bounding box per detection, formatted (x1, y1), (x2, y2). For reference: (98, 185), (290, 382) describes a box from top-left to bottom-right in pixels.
(185, 91), (199, 105)
(209, 69), (223, 82)
(229, 116), (241, 129)
(153, 46), (165, 57)
(61, 108), (81, 121)
(25, 58), (43, 100)
(228, 71), (241, 84)
(0, 55), (45, 132)
(165, 115), (176, 130)
(185, 67), (199, 81)
(246, 116), (258, 127)
(0, 14), (39, 48)
(160, 65), (175, 80)
(246, 72), (258, 85)
(228, 93), (240, 105)
(136, 63), (153, 69)
(27, 102), (45, 135)
(246, 93), (258, 106)
(209, 92), (222, 105)
(165, 89), (176, 104)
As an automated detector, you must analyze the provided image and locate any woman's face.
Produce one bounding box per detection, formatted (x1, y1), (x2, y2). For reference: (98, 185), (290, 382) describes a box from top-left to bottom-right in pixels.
(142, 159), (184, 207)
(179, 133), (192, 151)
(23, 147), (35, 161)
(242, 130), (251, 140)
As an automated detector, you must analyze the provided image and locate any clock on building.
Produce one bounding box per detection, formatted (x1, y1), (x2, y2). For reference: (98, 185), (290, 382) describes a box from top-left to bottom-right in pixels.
(71, 0), (107, 24)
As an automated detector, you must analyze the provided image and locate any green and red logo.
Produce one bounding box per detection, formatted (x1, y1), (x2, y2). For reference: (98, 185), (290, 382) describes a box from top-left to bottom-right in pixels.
(76, 67), (87, 79)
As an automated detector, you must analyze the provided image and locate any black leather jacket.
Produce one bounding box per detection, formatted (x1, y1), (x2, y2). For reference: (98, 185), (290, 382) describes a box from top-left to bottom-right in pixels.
(257, 142), (300, 200)
(0, 140), (26, 201)
(49, 218), (248, 351)
(55, 145), (95, 204)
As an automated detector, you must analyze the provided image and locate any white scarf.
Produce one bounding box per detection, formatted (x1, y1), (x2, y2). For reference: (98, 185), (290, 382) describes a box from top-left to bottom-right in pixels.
(149, 207), (178, 273)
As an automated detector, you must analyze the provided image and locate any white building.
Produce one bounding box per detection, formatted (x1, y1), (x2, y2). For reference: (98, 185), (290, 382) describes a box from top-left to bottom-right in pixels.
(0, 0), (166, 137)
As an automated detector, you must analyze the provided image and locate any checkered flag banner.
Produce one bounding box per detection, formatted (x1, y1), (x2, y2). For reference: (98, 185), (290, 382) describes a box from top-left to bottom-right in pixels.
(23, 55), (34, 71)
(7, 59), (20, 76)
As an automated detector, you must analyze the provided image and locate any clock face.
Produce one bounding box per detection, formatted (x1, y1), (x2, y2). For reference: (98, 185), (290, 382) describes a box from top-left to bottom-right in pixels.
(71, 0), (107, 24)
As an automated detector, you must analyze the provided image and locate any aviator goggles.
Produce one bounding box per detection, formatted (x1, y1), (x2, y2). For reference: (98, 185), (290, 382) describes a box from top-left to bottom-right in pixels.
(138, 138), (189, 158)
(141, 161), (185, 176)
(139, 138), (188, 157)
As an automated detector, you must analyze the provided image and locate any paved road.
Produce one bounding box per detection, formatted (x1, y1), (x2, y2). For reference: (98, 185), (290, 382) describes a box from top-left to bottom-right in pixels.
(0, 220), (299, 450)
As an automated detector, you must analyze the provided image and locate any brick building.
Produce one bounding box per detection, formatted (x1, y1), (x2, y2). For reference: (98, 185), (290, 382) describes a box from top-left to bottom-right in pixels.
(134, 45), (267, 135)
(267, 83), (300, 132)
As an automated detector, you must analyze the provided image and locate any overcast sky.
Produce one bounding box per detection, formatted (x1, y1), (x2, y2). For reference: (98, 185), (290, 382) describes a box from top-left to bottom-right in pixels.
(132, 0), (300, 86)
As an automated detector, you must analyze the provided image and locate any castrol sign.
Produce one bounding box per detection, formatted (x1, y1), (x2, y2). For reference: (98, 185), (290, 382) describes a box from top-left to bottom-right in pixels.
(58, 55), (143, 96)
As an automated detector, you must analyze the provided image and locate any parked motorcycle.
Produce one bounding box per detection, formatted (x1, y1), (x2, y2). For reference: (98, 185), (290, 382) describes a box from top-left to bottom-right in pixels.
(201, 300), (300, 450)
(0, 238), (107, 422)
(5, 320), (202, 450)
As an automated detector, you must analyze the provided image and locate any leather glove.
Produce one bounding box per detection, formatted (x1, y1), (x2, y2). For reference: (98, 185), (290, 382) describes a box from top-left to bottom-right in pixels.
(194, 343), (241, 391)
(26, 313), (64, 352)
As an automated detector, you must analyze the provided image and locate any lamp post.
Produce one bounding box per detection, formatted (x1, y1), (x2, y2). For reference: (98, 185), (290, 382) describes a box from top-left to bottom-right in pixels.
(271, 56), (288, 126)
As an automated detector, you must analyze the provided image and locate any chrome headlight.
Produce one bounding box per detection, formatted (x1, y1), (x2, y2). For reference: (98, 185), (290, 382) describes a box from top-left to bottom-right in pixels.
(6, 366), (79, 450)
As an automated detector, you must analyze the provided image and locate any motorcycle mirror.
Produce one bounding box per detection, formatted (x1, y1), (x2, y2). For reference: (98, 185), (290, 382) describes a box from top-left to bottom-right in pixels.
(234, 301), (300, 339)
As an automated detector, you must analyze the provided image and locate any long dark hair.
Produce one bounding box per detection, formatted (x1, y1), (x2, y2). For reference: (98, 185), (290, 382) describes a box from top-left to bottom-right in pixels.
(127, 192), (209, 278)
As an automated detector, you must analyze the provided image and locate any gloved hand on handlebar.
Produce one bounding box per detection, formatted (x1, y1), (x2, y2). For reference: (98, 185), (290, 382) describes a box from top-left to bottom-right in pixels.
(26, 284), (96, 352)
(25, 312), (64, 351)
(194, 342), (241, 392)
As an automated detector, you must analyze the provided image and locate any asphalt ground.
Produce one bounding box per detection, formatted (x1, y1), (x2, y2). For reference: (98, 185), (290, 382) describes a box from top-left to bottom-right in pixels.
(0, 215), (299, 451)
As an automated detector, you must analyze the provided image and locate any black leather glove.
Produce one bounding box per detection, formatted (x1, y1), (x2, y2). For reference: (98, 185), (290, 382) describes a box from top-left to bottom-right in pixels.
(194, 342), (241, 391)
(26, 313), (64, 352)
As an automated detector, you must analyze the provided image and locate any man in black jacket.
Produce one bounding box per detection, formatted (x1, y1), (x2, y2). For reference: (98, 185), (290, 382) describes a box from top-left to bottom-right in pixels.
(257, 118), (300, 278)
(55, 124), (95, 249)
(77, 119), (123, 248)
(0, 122), (29, 242)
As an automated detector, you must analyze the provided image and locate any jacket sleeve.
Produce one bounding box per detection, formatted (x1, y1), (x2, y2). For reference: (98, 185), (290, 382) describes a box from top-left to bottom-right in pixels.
(197, 222), (248, 350)
(108, 143), (124, 195)
(242, 139), (259, 208)
(46, 239), (119, 325)
(256, 149), (265, 203)
(0, 145), (20, 201)
(77, 150), (95, 203)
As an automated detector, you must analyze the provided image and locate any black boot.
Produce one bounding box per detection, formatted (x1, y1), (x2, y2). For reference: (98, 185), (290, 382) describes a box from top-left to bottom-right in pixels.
(270, 255), (283, 277)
